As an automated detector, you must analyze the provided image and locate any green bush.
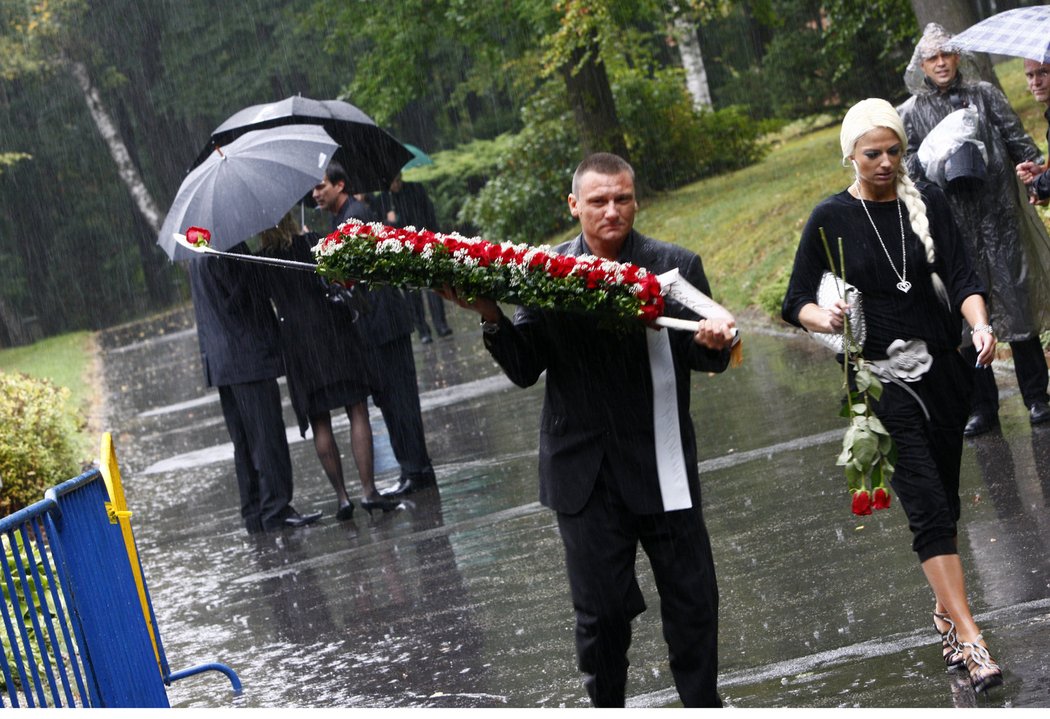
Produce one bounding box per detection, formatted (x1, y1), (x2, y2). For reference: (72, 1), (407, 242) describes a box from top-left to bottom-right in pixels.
(402, 134), (514, 235)
(615, 69), (765, 190)
(0, 372), (84, 516)
(459, 86), (580, 244)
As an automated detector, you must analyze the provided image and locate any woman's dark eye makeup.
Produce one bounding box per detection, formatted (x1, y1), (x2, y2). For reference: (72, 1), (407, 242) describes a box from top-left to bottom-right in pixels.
(862, 146), (901, 159)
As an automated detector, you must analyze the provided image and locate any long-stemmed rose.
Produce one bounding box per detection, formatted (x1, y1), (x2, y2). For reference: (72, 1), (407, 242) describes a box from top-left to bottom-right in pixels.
(820, 230), (896, 517)
(313, 220), (666, 325)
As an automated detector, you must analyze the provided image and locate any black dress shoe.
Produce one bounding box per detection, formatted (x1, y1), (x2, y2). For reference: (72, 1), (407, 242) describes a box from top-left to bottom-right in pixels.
(963, 412), (999, 437)
(335, 502), (355, 521)
(1030, 400), (1050, 425)
(283, 509), (323, 528)
(382, 469), (436, 497)
(437, 327), (453, 338)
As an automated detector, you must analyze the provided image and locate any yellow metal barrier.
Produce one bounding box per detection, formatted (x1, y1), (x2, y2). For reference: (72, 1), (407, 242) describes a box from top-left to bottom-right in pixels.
(98, 432), (162, 674)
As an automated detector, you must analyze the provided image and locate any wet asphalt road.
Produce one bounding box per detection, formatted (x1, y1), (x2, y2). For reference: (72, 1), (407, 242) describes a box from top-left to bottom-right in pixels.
(96, 304), (1050, 708)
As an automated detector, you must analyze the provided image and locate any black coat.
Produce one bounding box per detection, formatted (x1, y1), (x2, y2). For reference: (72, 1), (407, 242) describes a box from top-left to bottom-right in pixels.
(188, 242), (283, 387)
(483, 230), (731, 515)
(376, 181), (439, 230)
(331, 195), (414, 346)
(260, 233), (368, 435)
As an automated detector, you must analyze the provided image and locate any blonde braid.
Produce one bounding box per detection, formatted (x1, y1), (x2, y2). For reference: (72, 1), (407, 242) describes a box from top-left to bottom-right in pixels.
(897, 170), (950, 307)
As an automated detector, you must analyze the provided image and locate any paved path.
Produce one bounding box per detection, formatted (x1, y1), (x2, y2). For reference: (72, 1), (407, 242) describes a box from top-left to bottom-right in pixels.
(98, 306), (1050, 708)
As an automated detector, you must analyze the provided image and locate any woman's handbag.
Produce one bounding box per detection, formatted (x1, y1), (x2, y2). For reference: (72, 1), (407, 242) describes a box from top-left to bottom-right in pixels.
(813, 270), (865, 353)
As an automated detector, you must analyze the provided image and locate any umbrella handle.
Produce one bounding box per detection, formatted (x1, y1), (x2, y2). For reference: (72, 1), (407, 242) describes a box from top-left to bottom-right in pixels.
(173, 233), (318, 271)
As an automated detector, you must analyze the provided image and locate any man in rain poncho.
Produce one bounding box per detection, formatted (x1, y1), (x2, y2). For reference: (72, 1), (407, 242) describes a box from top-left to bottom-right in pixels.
(898, 23), (1050, 435)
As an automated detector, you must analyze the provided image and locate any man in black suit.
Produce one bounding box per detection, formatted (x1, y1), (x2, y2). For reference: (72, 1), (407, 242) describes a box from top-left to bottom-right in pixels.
(313, 162), (437, 495)
(445, 153), (735, 706)
(188, 243), (321, 533)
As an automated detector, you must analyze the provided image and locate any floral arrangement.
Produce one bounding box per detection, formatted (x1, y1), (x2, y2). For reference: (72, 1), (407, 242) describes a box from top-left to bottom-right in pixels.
(313, 220), (666, 324)
(821, 231), (896, 516)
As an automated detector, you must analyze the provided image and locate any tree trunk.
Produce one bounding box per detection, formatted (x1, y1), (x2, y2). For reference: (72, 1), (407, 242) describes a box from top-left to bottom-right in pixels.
(561, 42), (629, 160)
(67, 59), (164, 233)
(909, 0), (1001, 90)
(0, 296), (27, 348)
(672, 15), (712, 110)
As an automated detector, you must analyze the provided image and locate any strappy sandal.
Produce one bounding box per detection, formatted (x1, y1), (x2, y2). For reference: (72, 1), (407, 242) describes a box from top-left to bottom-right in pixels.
(960, 633), (1003, 694)
(933, 611), (965, 670)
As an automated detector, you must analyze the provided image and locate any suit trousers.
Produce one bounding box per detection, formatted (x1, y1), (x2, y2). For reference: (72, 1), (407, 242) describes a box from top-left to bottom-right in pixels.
(556, 467), (721, 708)
(406, 289), (450, 338)
(963, 336), (1050, 414)
(363, 335), (432, 477)
(218, 380), (294, 532)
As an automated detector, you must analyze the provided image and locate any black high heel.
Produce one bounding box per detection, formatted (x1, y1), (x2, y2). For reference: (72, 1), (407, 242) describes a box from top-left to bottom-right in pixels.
(933, 611), (965, 670)
(360, 496), (400, 515)
(961, 633), (1003, 694)
(336, 502), (355, 521)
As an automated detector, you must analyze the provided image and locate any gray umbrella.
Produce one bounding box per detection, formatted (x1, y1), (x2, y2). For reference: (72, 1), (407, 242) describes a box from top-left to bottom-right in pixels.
(158, 125), (338, 261)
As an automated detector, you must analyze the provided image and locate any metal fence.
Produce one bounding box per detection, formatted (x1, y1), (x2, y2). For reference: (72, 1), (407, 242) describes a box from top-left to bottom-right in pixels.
(1, 439), (240, 707)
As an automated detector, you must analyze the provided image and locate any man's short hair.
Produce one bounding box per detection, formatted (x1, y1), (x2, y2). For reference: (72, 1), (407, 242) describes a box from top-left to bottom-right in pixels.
(325, 161), (351, 192)
(572, 153), (635, 195)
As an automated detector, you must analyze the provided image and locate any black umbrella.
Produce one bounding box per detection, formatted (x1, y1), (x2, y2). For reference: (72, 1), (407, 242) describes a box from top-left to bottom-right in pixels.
(192, 96), (412, 193)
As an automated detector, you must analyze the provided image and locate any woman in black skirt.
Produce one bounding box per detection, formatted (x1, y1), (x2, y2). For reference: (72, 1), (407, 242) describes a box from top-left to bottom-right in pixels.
(782, 98), (1002, 693)
(260, 214), (399, 518)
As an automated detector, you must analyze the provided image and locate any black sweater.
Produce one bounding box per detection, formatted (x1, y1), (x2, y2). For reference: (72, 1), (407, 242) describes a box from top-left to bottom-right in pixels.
(782, 183), (984, 359)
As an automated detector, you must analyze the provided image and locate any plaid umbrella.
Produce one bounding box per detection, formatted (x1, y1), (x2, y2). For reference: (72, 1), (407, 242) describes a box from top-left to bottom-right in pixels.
(950, 6), (1050, 64)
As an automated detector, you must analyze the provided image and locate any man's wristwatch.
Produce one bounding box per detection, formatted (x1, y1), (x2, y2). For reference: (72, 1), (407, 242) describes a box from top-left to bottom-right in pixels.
(480, 316), (501, 335)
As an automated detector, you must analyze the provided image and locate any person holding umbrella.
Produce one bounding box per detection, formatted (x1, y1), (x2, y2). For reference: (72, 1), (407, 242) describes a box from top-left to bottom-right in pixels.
(188, 240), (322, 533)
(161, 125), (341, 534)
(313, 161), (438, 497)
(897, 23), (1050, 436)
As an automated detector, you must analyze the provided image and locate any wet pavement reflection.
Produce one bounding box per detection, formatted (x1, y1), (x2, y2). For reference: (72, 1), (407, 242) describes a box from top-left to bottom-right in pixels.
(98, 307), (1050, 708)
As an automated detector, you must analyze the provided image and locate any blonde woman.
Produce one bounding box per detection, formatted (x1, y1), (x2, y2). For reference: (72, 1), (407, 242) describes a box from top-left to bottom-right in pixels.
(782, 98), (1003, 694)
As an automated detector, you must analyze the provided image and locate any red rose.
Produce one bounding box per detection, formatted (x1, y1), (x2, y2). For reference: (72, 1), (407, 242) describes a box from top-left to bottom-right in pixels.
(186, 226), (211, 247)
(872, 486), (891, 510)
(851, 489), (872, 516)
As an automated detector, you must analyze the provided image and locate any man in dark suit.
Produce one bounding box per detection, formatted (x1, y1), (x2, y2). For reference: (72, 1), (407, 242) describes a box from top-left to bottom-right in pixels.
(444, 153), (735, 706)
(188, 243), (321, 533)
(313, 162), (437, 495)
(376, 172), (453, 343)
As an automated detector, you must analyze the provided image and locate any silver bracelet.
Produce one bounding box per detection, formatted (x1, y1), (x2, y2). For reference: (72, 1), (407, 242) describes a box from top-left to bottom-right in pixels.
(971, 323), (994, 335)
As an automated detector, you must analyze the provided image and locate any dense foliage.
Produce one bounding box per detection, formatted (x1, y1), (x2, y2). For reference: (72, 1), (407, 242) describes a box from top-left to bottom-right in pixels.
(0, 372), (84, 514)
(0, 0), (946, 343)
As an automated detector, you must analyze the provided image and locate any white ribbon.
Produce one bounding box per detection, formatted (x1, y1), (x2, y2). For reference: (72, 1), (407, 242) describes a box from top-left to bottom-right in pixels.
(646, 327), (692, 511)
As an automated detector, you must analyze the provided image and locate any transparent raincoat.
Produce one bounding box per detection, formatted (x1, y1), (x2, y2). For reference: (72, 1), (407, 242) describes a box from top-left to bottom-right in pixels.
(897, 24), (1050, 341)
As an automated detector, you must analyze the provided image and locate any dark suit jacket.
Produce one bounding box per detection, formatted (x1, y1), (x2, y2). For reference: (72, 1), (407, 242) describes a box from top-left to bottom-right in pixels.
(331, 195), (414, 346)
(484, 230), (730, 515)
(188, 242), (284, 387)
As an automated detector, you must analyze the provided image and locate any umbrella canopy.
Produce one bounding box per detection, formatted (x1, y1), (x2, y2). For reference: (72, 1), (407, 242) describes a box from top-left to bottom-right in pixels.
(159, 125), (338, 261)
(950, 6), (1050, 63)
(402, 143), (434, 171)
(192, 96), (412, 193)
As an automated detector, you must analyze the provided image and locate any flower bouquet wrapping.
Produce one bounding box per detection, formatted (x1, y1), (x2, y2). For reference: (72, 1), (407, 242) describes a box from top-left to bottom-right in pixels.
(313, 220), (666, 325)
(818, 230), (896, 516)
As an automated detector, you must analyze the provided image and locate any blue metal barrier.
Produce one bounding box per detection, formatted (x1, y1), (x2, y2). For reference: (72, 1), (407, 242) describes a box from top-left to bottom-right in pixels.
(0, 468), (240, 707)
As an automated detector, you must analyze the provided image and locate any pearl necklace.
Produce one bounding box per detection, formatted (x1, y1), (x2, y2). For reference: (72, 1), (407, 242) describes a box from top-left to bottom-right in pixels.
(856, 189), (910, 293)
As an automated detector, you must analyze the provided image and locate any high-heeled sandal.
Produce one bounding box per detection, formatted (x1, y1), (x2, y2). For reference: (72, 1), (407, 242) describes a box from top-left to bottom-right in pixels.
(960, 633), (1003, 694)
(933, 611), (965, 670)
